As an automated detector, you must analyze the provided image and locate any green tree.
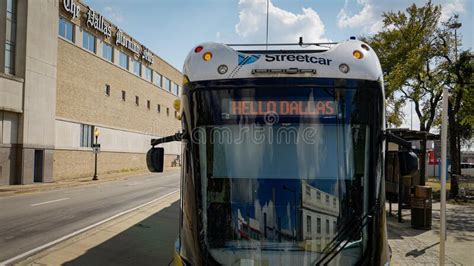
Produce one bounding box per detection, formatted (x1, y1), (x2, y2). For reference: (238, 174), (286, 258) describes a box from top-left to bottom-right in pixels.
(367, 1), (445, 132)
(366, 1), (473, 197)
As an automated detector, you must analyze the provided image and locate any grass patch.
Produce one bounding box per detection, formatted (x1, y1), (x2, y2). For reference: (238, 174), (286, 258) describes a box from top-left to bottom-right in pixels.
(426, 177), (450, 192)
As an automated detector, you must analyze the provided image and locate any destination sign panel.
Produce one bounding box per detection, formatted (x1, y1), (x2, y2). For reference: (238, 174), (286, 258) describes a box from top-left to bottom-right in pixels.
(223, 99), (338, 117)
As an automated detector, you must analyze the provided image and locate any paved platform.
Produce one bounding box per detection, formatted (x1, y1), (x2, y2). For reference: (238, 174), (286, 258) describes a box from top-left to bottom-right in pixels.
(387, 202), (474, 265)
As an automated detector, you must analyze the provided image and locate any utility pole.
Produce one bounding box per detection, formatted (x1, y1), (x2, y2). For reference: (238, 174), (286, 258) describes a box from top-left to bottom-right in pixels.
(440, 18), (462, 266)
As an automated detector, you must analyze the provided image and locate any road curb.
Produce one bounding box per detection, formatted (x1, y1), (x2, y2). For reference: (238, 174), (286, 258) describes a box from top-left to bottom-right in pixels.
(0, 169), (180, 198)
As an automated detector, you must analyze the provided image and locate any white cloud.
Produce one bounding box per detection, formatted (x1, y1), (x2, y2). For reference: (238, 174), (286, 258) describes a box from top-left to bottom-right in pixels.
(235, 0), (328, 43)
(439, 0), (465, 22)
(337, 0), (382, 34)
(103, 6), (124, 24)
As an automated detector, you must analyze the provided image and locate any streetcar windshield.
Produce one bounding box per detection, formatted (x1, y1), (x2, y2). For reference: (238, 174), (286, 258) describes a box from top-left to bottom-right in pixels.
(192, 81), (381, 265)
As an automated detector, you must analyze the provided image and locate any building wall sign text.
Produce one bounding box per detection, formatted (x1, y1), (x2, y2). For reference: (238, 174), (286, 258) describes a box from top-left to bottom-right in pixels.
(63, 0), (80, 19)
(61, 0), (154, 65)
(116, 29), (141, 55)
(87, 8), (112, 38)
(142, 49), (154, 64)
(116, 30), (154, 64)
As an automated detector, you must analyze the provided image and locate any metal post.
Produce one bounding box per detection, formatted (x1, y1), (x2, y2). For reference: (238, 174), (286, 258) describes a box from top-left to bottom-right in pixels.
(440, 87), (448, 266)
(398, 172), (403, 223)
(420, 136), (426, 186)
(441, 19), (461, 265)
(93, 135), (98, 181)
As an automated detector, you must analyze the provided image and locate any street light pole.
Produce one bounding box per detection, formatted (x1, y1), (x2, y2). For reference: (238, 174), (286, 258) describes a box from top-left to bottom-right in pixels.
(92, 128), (100, 181)
(440, 83), (448, 266)
(440, 19), (462, 266)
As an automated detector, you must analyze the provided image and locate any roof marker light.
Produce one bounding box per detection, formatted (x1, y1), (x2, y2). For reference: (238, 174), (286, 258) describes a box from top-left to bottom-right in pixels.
(361, 44), (370, 51)
(353, 50), (364, 59)
(203, 52), (213, 61)
(194, 46), (203, 53)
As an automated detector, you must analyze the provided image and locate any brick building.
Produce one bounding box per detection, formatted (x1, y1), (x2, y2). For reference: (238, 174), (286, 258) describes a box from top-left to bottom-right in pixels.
(0, 0), (182, 185)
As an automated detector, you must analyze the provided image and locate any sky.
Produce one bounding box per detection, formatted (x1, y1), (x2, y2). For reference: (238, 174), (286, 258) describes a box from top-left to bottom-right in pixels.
(83, 0), (472, 130)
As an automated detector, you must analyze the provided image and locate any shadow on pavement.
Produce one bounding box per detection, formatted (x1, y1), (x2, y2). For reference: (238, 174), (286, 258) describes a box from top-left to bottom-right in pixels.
(405, 242), (439, 258)
(63, 200), (180, 266)
(386, 214), (426, 240)
(431, 204), (474, 242)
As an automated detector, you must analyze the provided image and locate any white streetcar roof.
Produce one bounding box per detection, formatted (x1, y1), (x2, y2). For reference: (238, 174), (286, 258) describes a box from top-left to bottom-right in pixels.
(183, 40), (383, 83)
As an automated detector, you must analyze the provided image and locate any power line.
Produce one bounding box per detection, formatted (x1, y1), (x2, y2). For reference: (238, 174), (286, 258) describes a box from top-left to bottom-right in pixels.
(266, 0), (269, 50)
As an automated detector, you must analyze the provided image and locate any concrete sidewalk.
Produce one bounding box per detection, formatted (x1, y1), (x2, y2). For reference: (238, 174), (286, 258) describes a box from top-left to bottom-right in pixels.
(16, 192), (180, 266)
(0, 168), (179, 197)
(387, 202), (474, 265)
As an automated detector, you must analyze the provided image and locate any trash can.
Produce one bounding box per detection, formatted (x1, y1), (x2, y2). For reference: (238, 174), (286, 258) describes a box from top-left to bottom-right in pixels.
(410, 186), (432, 229)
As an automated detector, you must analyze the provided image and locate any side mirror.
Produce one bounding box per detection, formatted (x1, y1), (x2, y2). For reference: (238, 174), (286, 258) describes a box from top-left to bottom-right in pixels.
(147, 147), (164, 172)
(399, 151), (419, 176)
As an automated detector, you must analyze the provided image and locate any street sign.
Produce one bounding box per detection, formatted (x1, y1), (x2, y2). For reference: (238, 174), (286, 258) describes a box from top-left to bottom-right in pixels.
(92, 144), (101, 154)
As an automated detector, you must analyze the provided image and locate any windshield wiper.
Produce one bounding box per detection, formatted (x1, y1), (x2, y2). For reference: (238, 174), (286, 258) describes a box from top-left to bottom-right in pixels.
(312, 208), (375, 266)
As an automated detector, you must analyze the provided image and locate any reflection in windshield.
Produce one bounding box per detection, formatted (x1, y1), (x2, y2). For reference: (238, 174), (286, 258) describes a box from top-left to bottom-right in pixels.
(199, 125), (369, 265)
(193, 86), (373, 265)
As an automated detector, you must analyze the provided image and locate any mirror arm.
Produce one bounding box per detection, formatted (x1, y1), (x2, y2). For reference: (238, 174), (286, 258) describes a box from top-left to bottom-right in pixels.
(384, 132), (412, 150)
(151, 132), (183, 147)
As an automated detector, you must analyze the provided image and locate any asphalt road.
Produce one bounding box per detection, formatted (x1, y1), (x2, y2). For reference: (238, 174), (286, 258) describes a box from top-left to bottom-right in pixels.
(0, 171), (180, 262)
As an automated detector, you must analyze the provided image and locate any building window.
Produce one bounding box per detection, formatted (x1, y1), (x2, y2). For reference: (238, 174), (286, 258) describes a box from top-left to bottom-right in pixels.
(4, 43), (15, 75)
(102, 43), (113, 62)
(305, 185), (311, 197)
(135, 96), (139, 106)
(5, 0), (17, 75)
(121, 90), (126, 101)
(133, 60), (141, 76)
(58, 17), (74, 42)
(147, 100), (151, 109)
(80, 124), (94, 147)
(157, 104), (161, 113)
(7, 0), (15, 19)
(333, 198), (336, 208)
(306, 215), (311, 233)
(316, 191), (321, 200)
(326, 219), (330, 234)
(82, 31), (96, 53)
(154, 72), (162, 87)
(326, 195), (329, 204)
(144, 67), (152, 81)
(317, 218), (321, 234)
(164, 77), (171, 91)
(172, 82), (179, 95)
(119, 51), (129, 69)
(166, 108), (169, 116)
(105, 84), (110, 96)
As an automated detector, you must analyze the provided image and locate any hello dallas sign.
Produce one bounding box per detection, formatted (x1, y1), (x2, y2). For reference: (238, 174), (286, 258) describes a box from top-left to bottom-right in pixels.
(62, 0), (154, 64)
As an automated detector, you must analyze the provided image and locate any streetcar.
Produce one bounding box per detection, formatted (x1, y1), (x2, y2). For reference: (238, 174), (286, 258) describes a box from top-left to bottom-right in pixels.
(147, 39), (418, 265)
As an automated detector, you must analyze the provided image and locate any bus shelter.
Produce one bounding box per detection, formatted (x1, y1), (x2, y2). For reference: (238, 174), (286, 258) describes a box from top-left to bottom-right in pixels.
(385, 128), (440, 224)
